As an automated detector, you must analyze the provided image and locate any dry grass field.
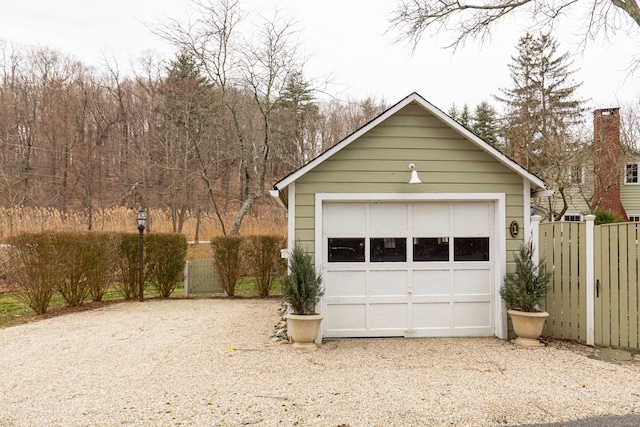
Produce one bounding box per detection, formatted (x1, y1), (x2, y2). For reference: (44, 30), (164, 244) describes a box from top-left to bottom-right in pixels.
(0, 206), (287, 263)
(0, 206), (287, 244)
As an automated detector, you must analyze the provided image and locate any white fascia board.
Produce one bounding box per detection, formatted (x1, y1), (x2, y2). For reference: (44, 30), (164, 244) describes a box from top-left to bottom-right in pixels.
(269, 189), (288, 211)
(532, 189), (555, 198)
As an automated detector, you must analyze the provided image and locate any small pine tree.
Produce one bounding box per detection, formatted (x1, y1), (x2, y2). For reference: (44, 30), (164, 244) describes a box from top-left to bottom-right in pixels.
(499, 243), (551, 312)
(283, 244), (324, 315)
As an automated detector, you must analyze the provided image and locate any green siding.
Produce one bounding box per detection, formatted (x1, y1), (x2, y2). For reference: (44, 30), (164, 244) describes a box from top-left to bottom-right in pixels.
(292, 103), (527, 266)
(621, 183), (640, 215)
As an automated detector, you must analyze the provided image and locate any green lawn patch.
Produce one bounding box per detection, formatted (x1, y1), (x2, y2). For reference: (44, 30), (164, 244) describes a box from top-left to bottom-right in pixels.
(0, 279), (283, 328)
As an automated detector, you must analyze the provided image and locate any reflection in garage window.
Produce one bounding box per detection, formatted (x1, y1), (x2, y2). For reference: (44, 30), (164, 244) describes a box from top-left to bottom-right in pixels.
(328, 238), (365, 262)
(413, 237), (449, 261)
(454, 238), (490, 261)
(370, 238), (407, 262)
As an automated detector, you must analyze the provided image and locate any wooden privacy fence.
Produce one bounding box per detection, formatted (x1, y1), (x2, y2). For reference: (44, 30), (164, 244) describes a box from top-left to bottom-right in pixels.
(594, 223), (640, 349)
(183, 258), (223, 296)
(534, 216), (640, 350)
(538, 221), (587, 342)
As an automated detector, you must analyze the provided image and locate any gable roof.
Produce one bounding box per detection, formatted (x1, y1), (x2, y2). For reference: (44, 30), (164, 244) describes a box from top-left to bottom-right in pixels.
(273, 92), (546, 192)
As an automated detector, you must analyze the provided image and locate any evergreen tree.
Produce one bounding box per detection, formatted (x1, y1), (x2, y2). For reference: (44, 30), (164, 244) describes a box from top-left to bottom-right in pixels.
(163, 52), (212, 131)
(458, 104), (472, 128)
(275, 71), (319, 167)
(279, 70), (314, 112)
(495, 33), (586, 171)
(448, 103), (460, 121)
(472, 101), (498, 147)
(158, 52), (215, 232)
(495, 33), (587, 220)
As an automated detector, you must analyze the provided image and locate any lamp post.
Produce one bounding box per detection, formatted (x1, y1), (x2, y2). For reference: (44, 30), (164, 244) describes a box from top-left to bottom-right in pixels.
(136, 207), (147, 302)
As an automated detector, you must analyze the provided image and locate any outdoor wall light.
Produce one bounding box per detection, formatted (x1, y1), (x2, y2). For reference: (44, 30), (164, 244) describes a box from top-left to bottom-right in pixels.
(408, 163), (422, 184)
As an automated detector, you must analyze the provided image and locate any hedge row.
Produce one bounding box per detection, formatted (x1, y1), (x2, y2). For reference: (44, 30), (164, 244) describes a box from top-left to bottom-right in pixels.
(211, 235), (286, 297)
(5, 231), (187, 314)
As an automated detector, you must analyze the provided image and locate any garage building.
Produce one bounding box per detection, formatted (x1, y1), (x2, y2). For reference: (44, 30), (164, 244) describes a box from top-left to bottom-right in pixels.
(271, 93), (546, 341)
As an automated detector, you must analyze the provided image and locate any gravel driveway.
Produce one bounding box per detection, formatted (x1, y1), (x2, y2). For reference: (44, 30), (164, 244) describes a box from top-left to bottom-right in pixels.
(1, 299), (639, 427)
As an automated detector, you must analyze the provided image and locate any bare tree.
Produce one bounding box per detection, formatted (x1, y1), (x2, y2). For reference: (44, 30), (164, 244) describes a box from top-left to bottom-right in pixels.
(0, 43), (38, 207)
(71, 71), (121, 230)
(315, 97), (388, 152)
(621, 96), (640, 150)
(389, 0), (640, 67)
(152, 0), (304, 235)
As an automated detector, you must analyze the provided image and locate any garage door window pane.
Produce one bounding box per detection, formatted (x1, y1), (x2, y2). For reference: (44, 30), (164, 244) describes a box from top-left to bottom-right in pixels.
(371, 238), (407, 262)
(413, 238), (449, 261)
(328, 238), (365, 262)
(454, 238), (489, 261)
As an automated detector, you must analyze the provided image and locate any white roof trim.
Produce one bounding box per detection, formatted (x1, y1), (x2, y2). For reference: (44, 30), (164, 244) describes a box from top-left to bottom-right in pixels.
(274, 92), (546, 191)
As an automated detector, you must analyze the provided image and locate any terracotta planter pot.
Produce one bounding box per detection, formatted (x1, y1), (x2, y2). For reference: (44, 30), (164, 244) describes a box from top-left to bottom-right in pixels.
(508, 309), (549, 347)
(286, 313), (324, 350)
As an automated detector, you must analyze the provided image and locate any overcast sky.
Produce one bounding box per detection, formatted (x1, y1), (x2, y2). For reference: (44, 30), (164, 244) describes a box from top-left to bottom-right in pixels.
(1, 0), (638, 112)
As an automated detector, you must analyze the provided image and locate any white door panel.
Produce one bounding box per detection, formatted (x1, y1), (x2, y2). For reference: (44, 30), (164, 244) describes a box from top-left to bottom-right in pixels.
(369, 270), (407, 296)
(412, 203), (451, 234)
(412, 269), (451, 296)
(369, 203), (408, 233)
(324, 270), (366, 296)
(323, 203), (367, 234)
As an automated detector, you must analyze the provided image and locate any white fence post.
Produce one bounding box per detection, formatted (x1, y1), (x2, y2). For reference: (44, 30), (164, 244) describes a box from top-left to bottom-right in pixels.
(183, 261), (189, 298)
(531, 215), (541, 265)
(585, 214), (595, 346)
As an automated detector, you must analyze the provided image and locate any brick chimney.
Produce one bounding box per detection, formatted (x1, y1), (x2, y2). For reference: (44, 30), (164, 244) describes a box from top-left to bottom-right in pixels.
(513, 139), (528, 169)
(593, 108), (626, 219)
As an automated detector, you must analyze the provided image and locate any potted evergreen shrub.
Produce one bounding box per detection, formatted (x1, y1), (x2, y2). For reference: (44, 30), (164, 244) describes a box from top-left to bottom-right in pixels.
(283, 243), (325, 350)
(499, 242), (552, 347)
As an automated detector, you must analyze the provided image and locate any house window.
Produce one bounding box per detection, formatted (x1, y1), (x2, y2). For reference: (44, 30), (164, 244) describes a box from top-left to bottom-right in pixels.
(625, 163), (639, 184)
(328, 238), (365, 262)
(370, 238), (407, 262)
(571, 165), (583, 184)
(629, 215), (640, 222)
(453, 238), (490, 261)
(413, 237), (449, 262)
(563, 213), (582, 222)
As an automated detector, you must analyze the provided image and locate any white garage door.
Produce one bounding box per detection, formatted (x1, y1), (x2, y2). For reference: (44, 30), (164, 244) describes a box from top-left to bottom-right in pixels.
(321, 201), (495, 338)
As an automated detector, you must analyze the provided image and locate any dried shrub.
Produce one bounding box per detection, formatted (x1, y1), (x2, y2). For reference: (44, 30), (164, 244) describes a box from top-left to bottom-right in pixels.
(6, 233), (65, 315)
(84, 233), (120, 302)
(116, 233), (142, 300)
(145, 233), (188, 298)
(244, 235), (286, 297)
(211, 236), (244, 297)
(55, 233), (91, 307)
